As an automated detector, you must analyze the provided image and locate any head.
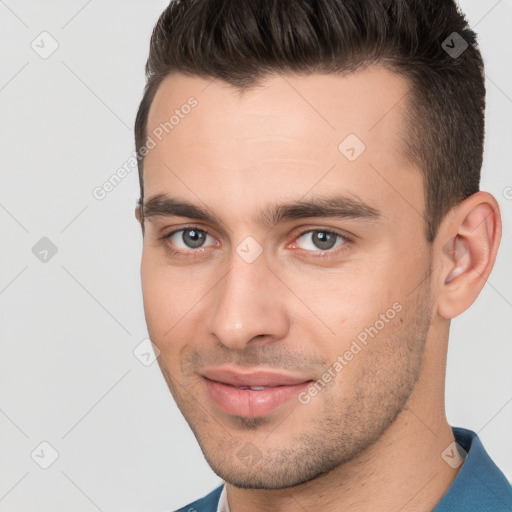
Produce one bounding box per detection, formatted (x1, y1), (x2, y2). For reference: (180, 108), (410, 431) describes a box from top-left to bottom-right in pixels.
(134, 0), (501, 490)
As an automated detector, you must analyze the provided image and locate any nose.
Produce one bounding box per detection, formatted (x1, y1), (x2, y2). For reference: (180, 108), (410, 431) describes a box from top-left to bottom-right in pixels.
(205, 247), (290, 351)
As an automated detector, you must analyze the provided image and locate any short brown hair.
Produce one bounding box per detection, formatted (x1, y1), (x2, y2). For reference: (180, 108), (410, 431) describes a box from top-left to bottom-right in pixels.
(134, 0), (485, 242)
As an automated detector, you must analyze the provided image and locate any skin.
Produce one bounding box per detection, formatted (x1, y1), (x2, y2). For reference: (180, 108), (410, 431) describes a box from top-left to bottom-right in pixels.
(135, 66), (501, 511)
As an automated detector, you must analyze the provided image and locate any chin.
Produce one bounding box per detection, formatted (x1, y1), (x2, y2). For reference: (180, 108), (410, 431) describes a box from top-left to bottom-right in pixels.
(202, 446), (342, 490)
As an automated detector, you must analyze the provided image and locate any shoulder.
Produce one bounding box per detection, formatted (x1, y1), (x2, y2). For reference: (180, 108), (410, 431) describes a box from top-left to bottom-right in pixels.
(172, 484), (224, 512)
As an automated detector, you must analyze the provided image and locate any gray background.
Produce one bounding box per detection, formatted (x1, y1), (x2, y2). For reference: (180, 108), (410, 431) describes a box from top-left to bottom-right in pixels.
(0, 1), (511, 511)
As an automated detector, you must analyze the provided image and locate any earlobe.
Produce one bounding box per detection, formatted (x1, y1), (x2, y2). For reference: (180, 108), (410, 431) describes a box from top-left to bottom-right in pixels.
(436, 192), (501, 319)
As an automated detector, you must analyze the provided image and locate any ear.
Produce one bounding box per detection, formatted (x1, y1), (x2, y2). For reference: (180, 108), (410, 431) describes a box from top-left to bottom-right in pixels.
(435, 191), (501, 319)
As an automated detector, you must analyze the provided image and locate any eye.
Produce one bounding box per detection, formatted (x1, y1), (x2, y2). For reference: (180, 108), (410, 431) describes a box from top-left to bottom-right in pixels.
(160, 226), (350, 258)
(164, 227), (217, 250)
(292, 229), (348, 252)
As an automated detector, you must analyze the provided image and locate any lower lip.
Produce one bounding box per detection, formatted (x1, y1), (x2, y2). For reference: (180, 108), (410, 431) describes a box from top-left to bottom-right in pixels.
(203, 378), (311, 418)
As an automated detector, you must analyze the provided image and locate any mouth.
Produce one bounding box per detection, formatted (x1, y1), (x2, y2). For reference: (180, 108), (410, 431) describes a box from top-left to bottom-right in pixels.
(201, 367), (313, 418)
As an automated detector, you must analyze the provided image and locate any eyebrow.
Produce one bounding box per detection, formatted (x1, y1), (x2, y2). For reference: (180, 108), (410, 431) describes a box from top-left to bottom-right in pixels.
(141, 193), (381, 228)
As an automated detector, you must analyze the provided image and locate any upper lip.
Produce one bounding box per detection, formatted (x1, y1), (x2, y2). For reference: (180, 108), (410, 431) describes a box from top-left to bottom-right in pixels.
(201, 366), (312, 387)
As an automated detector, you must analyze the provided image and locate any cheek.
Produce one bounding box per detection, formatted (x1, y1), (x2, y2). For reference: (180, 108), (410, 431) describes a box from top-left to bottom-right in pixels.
(285, 265), (393, 337)
(140, 254), (215, 352)
(141, 256), (185, 341)
(284, 254), (420, 363)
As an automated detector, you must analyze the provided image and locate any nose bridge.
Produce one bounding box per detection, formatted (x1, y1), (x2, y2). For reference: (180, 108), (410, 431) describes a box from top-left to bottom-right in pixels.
(206, 245), (289, 350)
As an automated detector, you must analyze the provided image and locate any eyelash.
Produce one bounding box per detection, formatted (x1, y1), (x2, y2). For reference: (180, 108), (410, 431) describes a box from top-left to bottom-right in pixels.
(159, 225), (352, 259)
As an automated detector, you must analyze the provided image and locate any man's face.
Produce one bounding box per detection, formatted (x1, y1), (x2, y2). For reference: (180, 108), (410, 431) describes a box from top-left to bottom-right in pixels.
(138, 67), (435, 488)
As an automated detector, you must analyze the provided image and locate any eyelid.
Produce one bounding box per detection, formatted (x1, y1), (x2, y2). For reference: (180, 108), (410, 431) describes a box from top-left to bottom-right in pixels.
(160, 223), (215, 239)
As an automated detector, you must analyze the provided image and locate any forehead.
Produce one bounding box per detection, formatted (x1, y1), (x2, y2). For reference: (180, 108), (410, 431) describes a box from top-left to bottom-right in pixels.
(143, 66), (422, 225)
(151, 65), (409, 135)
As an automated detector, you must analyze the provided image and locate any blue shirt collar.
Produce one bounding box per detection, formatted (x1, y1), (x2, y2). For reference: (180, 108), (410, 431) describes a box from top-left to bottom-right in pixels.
(433, 426), (512, 511)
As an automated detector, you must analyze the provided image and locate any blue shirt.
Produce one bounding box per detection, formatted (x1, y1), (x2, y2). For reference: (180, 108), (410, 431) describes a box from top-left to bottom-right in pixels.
(173, 427), (512, 511)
